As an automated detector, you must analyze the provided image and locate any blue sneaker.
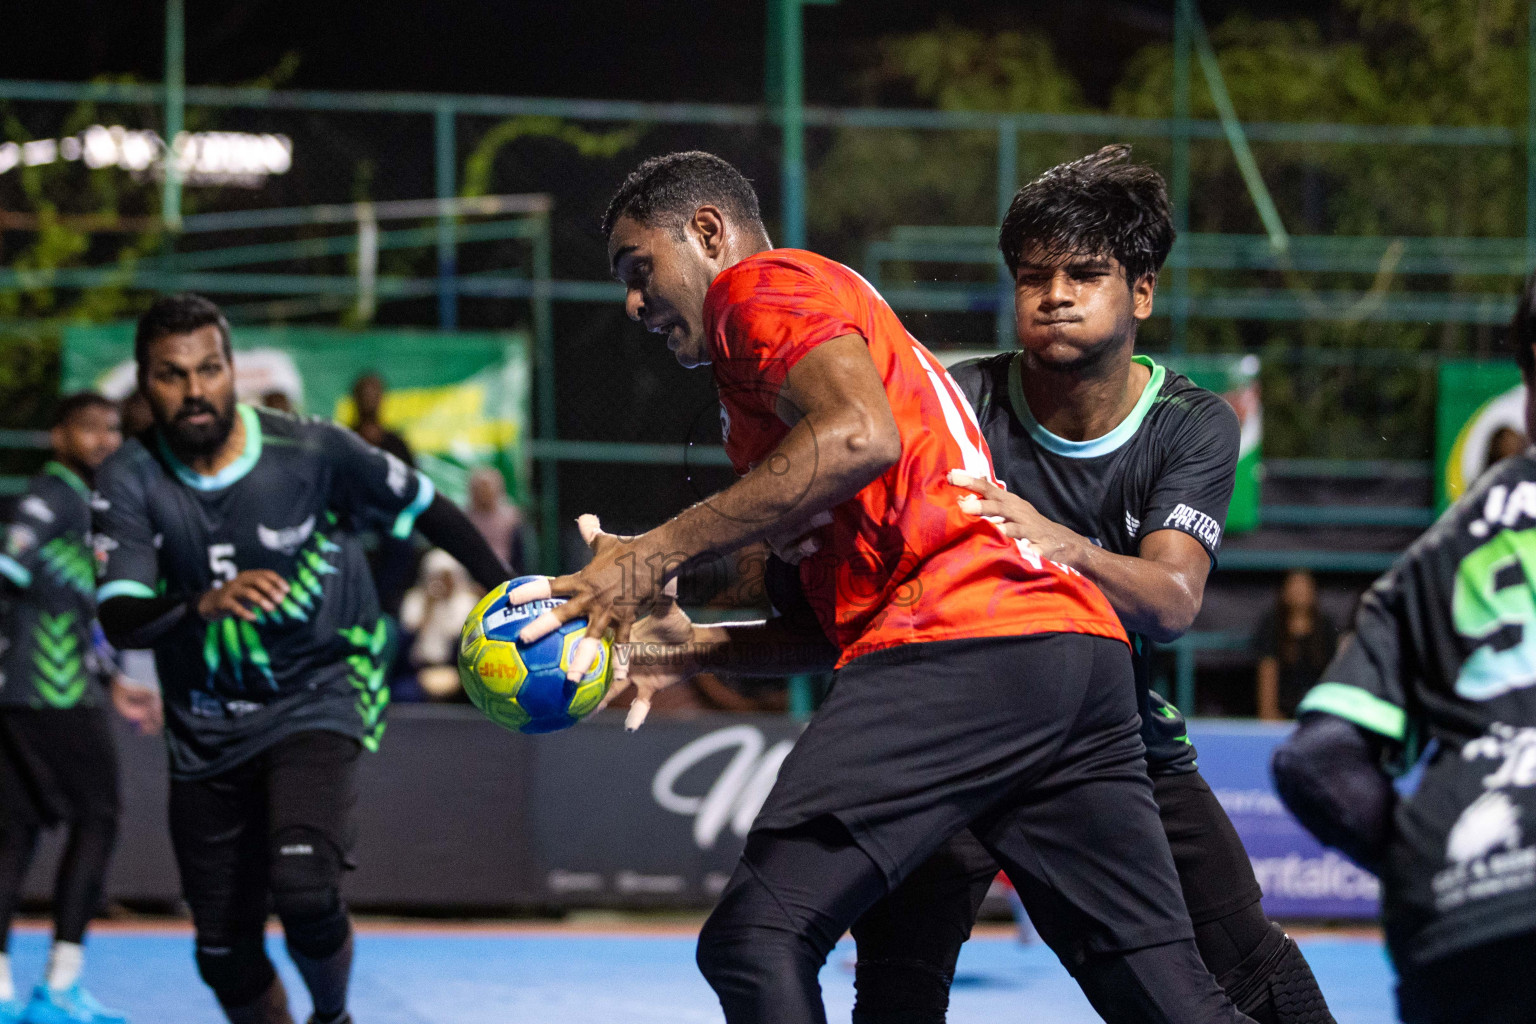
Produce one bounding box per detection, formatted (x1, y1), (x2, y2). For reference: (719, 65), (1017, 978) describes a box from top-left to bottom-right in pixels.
(0, 997), (26, 1024)
(22, 984), (127, 1024)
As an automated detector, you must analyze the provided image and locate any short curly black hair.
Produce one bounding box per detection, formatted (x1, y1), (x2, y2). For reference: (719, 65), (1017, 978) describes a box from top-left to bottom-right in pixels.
(602, 151), (763, 239)
(1513, 271), (1536, 378)
(134, 293), (232, 368)
(998, 144), (1175, 286)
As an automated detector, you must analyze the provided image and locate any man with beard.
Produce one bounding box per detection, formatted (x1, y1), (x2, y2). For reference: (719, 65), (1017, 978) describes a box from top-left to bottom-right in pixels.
(92, 295), (508, 1024)
(847, 147), (1335, 1024)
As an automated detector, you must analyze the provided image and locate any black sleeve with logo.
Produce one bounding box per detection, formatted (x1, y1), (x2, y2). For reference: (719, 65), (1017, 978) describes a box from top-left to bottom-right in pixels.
(1137, 384), (1239, 564)
(93, 408), (435, 779)
(0, 468), (103, 709)
(1298, 453), (1536, 969)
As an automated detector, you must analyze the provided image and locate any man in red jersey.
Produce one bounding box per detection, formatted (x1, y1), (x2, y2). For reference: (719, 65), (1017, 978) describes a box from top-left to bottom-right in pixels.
(513, 151), (1254, 1024)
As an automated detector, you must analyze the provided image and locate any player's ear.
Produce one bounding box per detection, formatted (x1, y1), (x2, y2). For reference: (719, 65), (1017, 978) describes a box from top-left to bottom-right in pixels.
(689, 205), (727, 259)
(1132, 271), (1156, 321)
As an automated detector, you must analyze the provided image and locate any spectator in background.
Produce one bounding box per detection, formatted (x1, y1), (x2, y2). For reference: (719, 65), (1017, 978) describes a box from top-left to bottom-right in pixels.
(465, 466), (528, 576)
(259, 390), (293, 414)
(348, 371), (417, 615)
(1484, 424), (1528, 470)
(398, 549), (481, 701)
(1254, 568), (1339, 720)
(349, 372), (413, 468)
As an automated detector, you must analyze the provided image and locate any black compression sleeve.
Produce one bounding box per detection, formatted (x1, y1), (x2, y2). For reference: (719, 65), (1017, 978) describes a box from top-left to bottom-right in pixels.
(98, 594), (193, 650)
(1271, 713), (1395, 874)
(413, 493), (511, 591)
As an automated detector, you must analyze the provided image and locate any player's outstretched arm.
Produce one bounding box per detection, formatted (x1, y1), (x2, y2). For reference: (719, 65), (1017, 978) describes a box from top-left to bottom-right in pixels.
(1272, 712), (1395, 873)
(950, 471), (1210, 641)
(515, 335), (899, 669)
(413, 492), (511, 590)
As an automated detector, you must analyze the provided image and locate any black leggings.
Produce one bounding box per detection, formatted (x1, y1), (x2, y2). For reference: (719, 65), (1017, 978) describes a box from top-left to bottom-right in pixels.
(698, 817), (1252, 1024)
(0, 707), (120, 949)
(170, 730), (359, 1009)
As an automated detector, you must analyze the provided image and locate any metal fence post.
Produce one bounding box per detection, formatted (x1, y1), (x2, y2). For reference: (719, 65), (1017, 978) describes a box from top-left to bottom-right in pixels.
(162, 0), (184, 234)
(531, 211), (560, 575)
(1528, 1), (1536, 272)
(1170, 0), (1193, 353)
(995, 118), (1018, 349)
(434, 102), (458, 330)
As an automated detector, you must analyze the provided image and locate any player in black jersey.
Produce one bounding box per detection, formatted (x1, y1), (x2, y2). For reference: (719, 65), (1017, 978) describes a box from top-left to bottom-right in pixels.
(0, 392), (159, 1024)
(849, 148), (1335, 1024)
(93, 295), (509, 1024)
(1274, 275), (1536, 1024)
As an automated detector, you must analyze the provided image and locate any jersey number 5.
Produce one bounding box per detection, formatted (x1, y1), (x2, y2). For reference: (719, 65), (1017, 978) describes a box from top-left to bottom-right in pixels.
(208, 543), (237, 585)
(1453, 527), (1536, 700)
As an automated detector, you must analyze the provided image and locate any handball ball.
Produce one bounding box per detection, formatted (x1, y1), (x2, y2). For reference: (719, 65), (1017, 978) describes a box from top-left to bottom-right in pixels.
(458, 575), (613, 734)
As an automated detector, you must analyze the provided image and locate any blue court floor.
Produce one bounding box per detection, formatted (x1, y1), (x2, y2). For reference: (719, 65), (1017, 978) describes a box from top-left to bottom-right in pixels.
(5, 926), (1396, 1023)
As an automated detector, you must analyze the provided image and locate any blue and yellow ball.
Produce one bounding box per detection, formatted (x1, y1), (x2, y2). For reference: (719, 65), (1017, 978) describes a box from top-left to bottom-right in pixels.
(458, 575), (613, 734)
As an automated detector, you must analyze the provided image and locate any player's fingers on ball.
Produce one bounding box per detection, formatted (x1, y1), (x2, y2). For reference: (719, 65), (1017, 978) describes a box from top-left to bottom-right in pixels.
(610, 620), (633, 684)
(576, 514), (605, 549)
(507, 575), (555, 605)
(565, 634), (604, 683)
(624, 695), (652, 732)
(517, 606), (570, 644)
(595, 675), (630, 713)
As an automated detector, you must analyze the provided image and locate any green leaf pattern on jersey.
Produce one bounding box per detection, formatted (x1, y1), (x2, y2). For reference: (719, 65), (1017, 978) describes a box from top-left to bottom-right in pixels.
(31, 610), (86, 708)
(39, 536), (95, 598)
(251, 529), (344, 626)
(338, 618), (390, 752)
(202, 617), (278, 692)
(199, 527), (344, 693)
(1452, 526), (1536, 700)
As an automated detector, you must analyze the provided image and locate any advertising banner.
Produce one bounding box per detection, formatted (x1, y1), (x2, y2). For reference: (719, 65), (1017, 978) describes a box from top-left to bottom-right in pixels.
(1170, 354), (1262, 534)
(1436, 360), (1525, 510)
(1189, 720), (1380, 919)
(61, 323), (530, 505)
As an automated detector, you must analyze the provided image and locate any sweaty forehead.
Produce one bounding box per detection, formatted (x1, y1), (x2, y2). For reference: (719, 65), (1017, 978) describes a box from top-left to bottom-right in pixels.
(147, 325), (227, 364)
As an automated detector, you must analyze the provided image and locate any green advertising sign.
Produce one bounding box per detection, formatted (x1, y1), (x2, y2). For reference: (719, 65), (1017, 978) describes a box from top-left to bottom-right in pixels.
(62, 324), (530, 505)
(1162, 353), (1262, 534)
(1436, 360), (1526, 510)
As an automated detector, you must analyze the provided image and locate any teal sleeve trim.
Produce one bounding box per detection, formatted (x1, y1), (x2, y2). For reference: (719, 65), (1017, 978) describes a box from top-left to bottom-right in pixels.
(96, 579), (157, 603)
(0, 553), (32, 589)
(1297, 681), (1407, 742)
(391, 473), (436, 539)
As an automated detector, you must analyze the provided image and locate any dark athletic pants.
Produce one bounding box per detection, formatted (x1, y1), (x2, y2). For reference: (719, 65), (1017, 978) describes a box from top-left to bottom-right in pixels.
(852, 771), (1283, 1022)
(1396, 932), (1536, 1024)
(0, 706), (120, 951)
(696, 634), (1254, 1024)
(170, 729), (359, 1010)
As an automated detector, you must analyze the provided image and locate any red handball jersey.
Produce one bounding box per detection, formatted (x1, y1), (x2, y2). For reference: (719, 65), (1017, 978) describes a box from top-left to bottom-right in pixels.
(705, 249), (1126, 667)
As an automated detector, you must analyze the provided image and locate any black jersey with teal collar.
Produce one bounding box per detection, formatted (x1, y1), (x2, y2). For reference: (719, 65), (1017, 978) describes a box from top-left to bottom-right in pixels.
(93, 404), (435, 779)
(1300, 451), (1536, 969)
(951, 352), (1239, 774)
(0, 462), (105, 709)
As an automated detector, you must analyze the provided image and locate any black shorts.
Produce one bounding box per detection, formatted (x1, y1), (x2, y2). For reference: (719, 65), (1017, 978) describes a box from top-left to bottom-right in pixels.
(169, 729), (359, 938)
(0, 706), (119, 828)
(850, 755), (1265, 975)
(755, 632), (1194, 955)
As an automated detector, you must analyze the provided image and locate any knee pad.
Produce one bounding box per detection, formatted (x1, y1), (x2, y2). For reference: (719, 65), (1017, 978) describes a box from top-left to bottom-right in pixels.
(1219, 923), (1336, 1024)
(269, 827), (349, 959)
(195, 937), (275, 1009)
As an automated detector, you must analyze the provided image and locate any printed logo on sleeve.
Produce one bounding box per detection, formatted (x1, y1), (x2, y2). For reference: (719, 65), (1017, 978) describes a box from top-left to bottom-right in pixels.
(383, 451), (411, 497)
(1163, 503), (1222, 549)
(1124, 510), (1141, 537)
(20, 496), (54, 524)
(5, 524), (37, 558)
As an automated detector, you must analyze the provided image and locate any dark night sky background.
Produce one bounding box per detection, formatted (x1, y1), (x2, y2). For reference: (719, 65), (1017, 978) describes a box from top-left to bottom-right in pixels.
(13, 1), (1334, 106)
